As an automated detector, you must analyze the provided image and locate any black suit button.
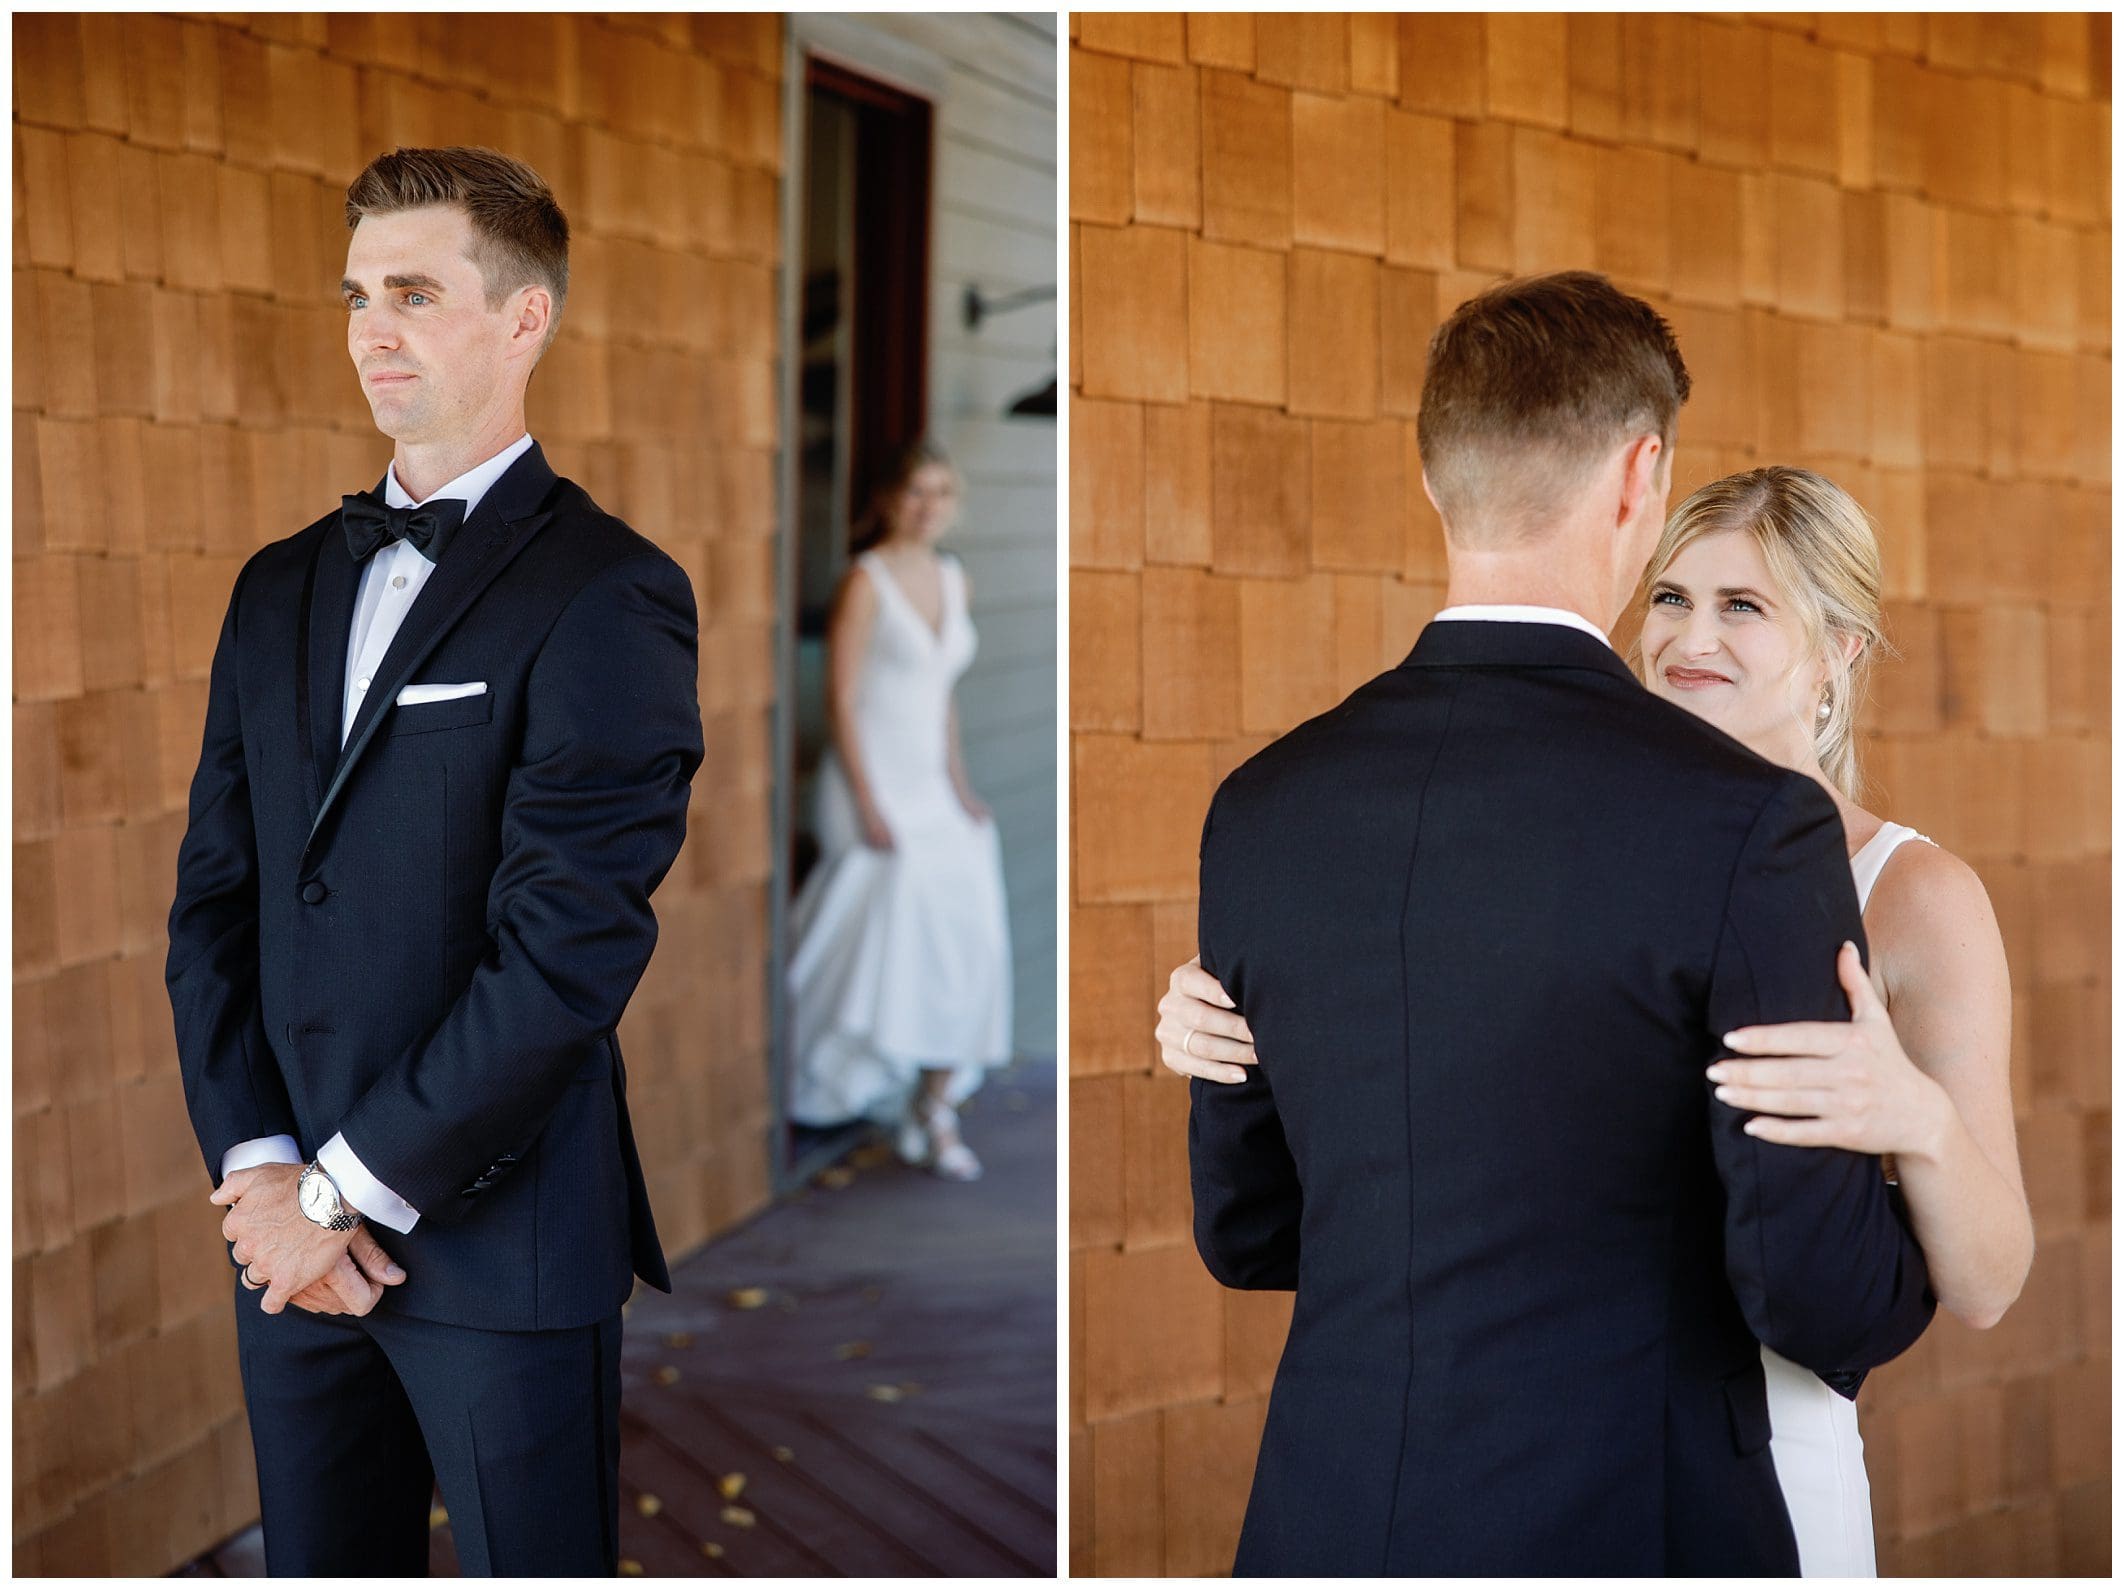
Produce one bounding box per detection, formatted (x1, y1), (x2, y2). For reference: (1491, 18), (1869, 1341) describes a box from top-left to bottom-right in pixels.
(300, 881), (328, 904)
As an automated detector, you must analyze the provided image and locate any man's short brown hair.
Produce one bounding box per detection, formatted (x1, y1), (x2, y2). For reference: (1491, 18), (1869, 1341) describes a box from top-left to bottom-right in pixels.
(345, 146), (569, 349)
(1416, 271), (1690, 543)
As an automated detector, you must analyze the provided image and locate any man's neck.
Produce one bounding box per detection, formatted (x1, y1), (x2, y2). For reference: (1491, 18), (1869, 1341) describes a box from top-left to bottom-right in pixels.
(1442, 566), (1613, 638)
(392, 417), (529, 504)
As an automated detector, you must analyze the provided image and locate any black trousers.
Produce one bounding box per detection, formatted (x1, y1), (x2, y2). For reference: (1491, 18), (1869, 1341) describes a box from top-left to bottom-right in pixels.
(231, 1275), (623, 1576)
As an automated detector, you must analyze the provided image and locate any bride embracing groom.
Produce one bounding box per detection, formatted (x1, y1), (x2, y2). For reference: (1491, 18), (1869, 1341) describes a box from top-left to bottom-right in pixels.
(1156, 272), (2032, 1575)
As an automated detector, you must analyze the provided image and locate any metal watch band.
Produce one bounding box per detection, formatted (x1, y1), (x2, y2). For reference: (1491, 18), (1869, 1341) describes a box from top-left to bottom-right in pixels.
(298, 1161), (360, 1232)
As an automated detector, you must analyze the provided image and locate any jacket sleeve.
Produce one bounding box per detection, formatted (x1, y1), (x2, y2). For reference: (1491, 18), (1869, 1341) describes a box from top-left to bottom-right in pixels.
(1188, 787), (1303, 1290)
(328, 551), (705, 1221)
(166, 556), (302, 1183)
(1709, 774), (1937, 1383)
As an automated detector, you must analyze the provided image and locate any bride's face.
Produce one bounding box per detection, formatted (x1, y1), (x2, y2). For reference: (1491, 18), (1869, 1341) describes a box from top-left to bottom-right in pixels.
(1639, 529), (1826, 749)
(888, 463), (958, 545)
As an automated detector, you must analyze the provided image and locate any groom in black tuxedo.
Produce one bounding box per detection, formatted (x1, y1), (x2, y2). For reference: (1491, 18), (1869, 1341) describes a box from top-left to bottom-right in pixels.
(1191, 272), (1935, 1574)
(166, 147), (701, 1574)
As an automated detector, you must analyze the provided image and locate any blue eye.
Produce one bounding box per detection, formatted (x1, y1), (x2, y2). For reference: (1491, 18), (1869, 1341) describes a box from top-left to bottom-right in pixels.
(1726, 598), (1761, 615)
(1651, 590), (1685, 607)
(407, 292), (430, 305)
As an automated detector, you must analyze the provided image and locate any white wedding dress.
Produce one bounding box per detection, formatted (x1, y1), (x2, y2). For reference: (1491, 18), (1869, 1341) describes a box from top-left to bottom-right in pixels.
(1760, 818), (1933, 1577)
(787, 550), (1013, 1126)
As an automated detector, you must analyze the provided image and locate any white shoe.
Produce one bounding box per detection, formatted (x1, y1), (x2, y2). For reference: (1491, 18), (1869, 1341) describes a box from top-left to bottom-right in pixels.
(917, 1100), (982, 1182)
(894, 1111), (928, 1166)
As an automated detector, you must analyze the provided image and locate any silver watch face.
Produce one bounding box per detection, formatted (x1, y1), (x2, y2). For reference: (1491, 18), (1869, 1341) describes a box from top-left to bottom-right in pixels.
(299, 1167), (338, 1223)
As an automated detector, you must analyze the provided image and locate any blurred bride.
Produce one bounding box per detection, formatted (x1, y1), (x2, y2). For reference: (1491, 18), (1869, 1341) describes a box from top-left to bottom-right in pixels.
(787, 440), (1013, 1180)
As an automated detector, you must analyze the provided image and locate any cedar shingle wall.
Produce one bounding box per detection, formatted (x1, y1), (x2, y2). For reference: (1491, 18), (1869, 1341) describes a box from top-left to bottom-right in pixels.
(13, 13), (784, 1572)
(1067, 12), (2109, 1576)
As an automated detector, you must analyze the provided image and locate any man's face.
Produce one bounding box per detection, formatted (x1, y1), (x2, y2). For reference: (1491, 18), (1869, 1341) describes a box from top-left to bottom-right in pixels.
(343, 205), (522, 447)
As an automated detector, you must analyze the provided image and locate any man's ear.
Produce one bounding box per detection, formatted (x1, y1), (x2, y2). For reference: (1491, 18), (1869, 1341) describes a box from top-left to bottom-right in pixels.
(1616, 432), (1664, 527)
(510, 284), (553, 359)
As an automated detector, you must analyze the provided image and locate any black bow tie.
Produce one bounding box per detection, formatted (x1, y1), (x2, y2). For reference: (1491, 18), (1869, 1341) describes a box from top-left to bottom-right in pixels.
(341, 491), (467, 564)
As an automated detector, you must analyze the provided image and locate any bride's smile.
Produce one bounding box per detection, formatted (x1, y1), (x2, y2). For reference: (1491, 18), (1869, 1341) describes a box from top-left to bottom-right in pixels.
(1638, 527), (1846, 767)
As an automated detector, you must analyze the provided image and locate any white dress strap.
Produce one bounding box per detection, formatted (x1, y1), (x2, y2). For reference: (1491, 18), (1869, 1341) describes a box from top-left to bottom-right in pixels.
(1850, 821), (1933, 912)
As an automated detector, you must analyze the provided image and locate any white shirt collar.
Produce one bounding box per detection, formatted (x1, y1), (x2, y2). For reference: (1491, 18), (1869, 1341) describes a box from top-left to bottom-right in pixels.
(1432, 603), (1611, 647)
(383, 432), (536, 517)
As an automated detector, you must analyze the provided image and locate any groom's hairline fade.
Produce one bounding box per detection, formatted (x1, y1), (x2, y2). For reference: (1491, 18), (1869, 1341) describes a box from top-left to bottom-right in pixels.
(1417, 271), (1691, 546)
(345, 146), (570, 359)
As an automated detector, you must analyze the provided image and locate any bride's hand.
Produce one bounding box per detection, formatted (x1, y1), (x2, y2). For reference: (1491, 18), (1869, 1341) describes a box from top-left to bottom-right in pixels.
(1706, 941), (1952, 1157)
(858, 798), (895, 851)
(1156, 956), (1257, 1084)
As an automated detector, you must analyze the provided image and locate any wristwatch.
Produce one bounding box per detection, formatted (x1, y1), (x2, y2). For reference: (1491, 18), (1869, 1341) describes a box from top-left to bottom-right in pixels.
(297, 1160), (360, 1232)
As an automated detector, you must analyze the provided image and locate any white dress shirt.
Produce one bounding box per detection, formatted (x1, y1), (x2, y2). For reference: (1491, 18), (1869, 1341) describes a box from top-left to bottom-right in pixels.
(219, 432), (536, 1234)
(1432, 602), (1612, 647)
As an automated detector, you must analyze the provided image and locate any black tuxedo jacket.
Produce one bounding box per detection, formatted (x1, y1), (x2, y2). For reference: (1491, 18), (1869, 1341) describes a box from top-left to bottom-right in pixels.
(167, 441), (703, 1332)
(1192, 620), (1935, 1575)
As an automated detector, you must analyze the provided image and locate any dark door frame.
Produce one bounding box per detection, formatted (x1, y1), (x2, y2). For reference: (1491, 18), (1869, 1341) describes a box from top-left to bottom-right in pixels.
(807, 55), (932, 538)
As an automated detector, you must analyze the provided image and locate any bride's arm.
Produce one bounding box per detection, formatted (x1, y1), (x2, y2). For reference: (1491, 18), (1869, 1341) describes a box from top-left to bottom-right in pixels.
(1865, 851), (2030, 1328)
(1715, 848), (2031, 1330)
(825, 569), (891, 841)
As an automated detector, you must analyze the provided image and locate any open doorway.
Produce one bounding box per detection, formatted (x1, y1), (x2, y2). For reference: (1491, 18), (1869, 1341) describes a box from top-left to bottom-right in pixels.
(770, 52), (936, 1188)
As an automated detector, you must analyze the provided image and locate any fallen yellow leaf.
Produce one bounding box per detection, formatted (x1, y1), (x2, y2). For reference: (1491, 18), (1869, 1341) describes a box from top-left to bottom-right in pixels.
(833, 1340), (872, 1360)
(700, 1542), (725, 1559)
(866, 1384), (904, 1403)
(664, 1331), (694, 1349)
(720, 1505), (757, 1529)
(773, 1445), (795, 1463)
(429, 1505), (448, 1529)
(728, 1287), (768, 1310)
(717, 1472), (747, 1501)
(654, 1365), (681, 1386)
(637, 1494), (663, 1517)
(619, 1561), (643, 1576)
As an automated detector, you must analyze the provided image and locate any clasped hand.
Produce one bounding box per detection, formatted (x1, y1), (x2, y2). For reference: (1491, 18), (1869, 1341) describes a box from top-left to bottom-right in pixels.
(211, 1163), (407, 1316)
(1708, 941), (1950, 1158)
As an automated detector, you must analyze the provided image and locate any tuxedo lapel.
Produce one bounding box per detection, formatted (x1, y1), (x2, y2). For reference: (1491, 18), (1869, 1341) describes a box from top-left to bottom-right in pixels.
(304, 443), (561, 857)
(298, 498), (368, 814)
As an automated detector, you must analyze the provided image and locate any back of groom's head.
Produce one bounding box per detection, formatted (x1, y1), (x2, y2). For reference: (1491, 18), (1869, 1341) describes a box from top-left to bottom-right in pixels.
(345, 145), (570, 353)
(1418, 271), (1690, 546)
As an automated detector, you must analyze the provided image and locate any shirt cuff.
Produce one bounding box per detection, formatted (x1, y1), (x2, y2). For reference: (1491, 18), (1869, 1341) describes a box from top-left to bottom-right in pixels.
(220, 1135), (302, 1181)
(316, 1132), (422, 1234)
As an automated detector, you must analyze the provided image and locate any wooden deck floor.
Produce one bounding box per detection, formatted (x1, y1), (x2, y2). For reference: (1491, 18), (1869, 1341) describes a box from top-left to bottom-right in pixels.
(178, 1060), (1058, 1577)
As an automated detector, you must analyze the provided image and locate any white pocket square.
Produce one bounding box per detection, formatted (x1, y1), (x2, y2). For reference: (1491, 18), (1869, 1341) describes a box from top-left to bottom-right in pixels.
(396, 681), (487, 706)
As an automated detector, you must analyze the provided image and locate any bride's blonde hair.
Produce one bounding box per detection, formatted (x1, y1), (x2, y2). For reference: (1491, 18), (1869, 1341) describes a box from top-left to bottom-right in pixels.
(1625, 466), (1891, 801)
